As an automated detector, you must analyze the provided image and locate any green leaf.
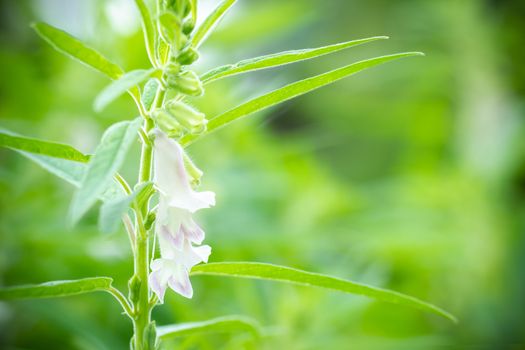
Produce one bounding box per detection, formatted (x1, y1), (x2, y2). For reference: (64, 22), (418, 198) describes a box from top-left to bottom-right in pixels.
(98, 182), (153, 234)
(191, 0), (237, 49)
(201, 36), (388, 84)
(191, 262), (457, 323)
(94, 69), (157, 112)
(12, 152), (124, 203)
(69, 118), (142, 224)
(181, 52), (423, 146)
(158, 315), (261, 340)
(0, 130), (89, 162)
(32, 22), (123, 80)
(0, 130), (124, 200)
(0, 277), (113, 300)
(134, 0), (156, 65)
(19, 152), (86, 187)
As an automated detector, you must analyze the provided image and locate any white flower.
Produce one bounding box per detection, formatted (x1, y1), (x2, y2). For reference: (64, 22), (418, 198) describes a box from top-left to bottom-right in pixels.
(149, 241), (211, 300)
(153, 130), (215, 212)
(156, 196), (205, 251)
(149, 129), (215, 301)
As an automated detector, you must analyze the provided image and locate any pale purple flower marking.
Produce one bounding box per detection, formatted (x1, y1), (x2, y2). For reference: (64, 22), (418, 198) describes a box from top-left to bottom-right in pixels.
(149, 130), (215, 301)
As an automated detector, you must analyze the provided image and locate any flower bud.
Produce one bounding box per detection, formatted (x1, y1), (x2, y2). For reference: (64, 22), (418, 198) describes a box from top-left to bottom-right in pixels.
(165, 100), (207, 134)
(128, 275), (141, 305)
(163, 0), (190, 18)
(144, 212), (156, 231)
(152, 109), (185, 138)
(183, 153), (203, 187)
(158, 11), (182, 48)
(182, 18), (195, 35)
(177, 47), (199, 65)
(143, 321), (158, 350)
(166, 70), (203, 96)
(164, 61), (180, 77)
(141, 79), (160, 111)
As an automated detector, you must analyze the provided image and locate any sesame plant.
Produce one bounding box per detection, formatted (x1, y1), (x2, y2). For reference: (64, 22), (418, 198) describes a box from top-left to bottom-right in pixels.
(0, 0), (456, 348)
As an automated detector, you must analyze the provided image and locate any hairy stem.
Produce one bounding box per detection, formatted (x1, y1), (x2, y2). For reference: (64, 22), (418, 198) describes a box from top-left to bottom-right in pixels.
(131, 87), (165, 350)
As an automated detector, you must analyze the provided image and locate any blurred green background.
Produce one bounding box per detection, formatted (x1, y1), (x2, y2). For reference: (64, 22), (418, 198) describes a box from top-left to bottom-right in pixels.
(1, 0), (524, 349)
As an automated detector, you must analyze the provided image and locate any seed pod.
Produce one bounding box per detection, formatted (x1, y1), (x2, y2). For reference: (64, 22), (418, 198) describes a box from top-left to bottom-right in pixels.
(143, 321), (158, 350)
(165, 100), (207, 134)
(152, 109), (185, 138)
(128, 275), (141, 305)
(182, 18), (195, 35)
(177, 47), (199, 65)
(144, 212), (156, 231)
(163, 0), (190, 17)
(141, 79), (160, 111)
(164, 61), (180, 77)
(166, 70), (203, 96)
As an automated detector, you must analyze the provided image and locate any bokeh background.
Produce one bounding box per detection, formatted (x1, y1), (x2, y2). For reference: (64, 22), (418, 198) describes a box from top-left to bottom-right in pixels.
(1, 0), (524, 349)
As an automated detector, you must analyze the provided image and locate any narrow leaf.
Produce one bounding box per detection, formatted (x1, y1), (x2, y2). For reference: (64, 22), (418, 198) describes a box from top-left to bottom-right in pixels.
(191, 0), (237, 49)
(158, 315), (261, 340)
(69, 118), (142, 224)
(0, 130), (89, 162)
(32, 22), (123, 80)
(94, 69), (157, 112)
(134, 0), (157, 65)
(19, 152), (86, 187)
(99, 182), (153, 234)
(202, 36), (388, 84)
(0, 277), (113, 300)
(0, 132), (125, 200)
(181, 52), (423, 146)
(191, 262), (456, 322)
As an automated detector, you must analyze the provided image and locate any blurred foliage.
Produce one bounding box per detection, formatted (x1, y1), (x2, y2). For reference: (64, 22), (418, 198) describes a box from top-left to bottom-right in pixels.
(1, 0), (524, 349)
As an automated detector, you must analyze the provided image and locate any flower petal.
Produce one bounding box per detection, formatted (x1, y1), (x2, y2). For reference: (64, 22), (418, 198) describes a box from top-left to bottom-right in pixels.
(167, 266), (193, 299)
(180, 241), (210, 268)
(153, 130), (215, 213)
(149, 259), (173, 302)
(179, 211), (205, 244)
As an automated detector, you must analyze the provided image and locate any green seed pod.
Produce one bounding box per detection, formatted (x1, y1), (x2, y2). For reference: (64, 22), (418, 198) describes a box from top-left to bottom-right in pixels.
(166, 70), (203, 96)
(144, 212), (156, 231)
(157, 39), (170, 65)
(162, 0), (176, 9)
(178, 0), (191, 17)
(152, 109), (185, 138)
(163, 0), (190, 17)
(141, 79), (160, 111)
(143, 321), (158, 350)
(177, 46), (199, 65)
(164, 61), (180, 77)
(128, 275), (141, 305)
(165, 100), (207, 134)
(182, 18), (195, 35)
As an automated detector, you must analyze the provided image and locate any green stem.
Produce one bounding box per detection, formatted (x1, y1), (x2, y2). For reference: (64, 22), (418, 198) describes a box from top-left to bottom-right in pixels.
(133, 211), (150, 349)
(131, 87), (166, 350)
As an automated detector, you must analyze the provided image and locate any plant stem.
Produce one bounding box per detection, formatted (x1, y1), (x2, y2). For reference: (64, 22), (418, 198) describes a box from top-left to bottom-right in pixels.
(131, 87), (165, 350)
(133, 209), (150, 349)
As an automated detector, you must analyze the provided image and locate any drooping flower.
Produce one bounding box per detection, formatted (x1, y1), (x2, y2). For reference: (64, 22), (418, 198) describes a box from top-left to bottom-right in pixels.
(153, 130), (215, 212)
(149, 240), (211, 300)
(149, 129), (215, 301)
(156, 195), (206, 250)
